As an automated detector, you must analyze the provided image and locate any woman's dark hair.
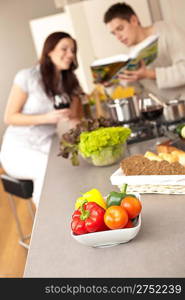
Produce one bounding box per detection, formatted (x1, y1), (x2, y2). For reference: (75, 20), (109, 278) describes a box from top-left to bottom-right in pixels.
(39, 31), (81, 99)
(104, 2), (136, 23)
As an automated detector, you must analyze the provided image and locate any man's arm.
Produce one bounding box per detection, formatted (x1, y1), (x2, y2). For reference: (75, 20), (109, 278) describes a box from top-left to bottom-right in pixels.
(119, 22), (185, 89)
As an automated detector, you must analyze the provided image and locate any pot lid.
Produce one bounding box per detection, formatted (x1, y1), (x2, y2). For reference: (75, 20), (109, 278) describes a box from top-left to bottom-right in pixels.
(166, 99), (185, 105)
(106, 97), (132, 107)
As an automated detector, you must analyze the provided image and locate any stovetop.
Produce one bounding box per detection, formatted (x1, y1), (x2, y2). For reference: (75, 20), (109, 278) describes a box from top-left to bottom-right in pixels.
(122, 118), (185, 145)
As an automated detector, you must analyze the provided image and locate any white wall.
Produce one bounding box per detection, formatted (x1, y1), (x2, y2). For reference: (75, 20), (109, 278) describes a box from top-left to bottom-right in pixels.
(159, 0), (185, 29)
(83, 0), (152, 59)
(0, 0), (59, 142)
(30, 13), (74, 57)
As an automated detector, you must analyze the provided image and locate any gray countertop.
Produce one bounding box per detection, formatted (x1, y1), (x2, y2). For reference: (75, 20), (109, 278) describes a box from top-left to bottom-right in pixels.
(24, 136), (185, 278)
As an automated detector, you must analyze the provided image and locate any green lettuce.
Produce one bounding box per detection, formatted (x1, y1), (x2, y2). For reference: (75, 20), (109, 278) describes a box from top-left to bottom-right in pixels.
(79, 127), (131, 158)
(91, 144), (124, 166)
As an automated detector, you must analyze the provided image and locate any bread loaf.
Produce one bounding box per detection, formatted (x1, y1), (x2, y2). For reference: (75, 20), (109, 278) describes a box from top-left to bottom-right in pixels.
(156, 144), (185, 166)
(144, 151), (162, 161)
(158, 152), (179, 163)
(120, 154), (185, 175)
(171, 151), (185, 166)
(156, 144), (178, 153)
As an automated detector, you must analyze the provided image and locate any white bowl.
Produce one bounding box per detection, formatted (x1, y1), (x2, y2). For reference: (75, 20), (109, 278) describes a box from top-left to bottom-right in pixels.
(71, 214), (141, 248)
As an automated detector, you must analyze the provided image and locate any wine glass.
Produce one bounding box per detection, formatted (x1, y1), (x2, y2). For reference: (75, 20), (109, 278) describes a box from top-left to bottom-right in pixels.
(139, 96), (164, 142)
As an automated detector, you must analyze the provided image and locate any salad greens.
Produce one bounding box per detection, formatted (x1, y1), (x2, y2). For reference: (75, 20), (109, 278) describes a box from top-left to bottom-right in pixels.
(79, 127), (131, 156)
(59, 117), (131, 166)
(88, 144), (125, 166)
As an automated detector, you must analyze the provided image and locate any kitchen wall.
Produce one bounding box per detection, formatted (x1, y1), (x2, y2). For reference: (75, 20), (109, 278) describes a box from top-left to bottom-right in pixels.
(159, 0), (185, 29)
(0, 0), (59, 143)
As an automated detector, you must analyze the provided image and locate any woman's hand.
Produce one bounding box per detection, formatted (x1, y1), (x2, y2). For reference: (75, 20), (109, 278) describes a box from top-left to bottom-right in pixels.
(4, 85), (71, 126)
(44, 109), (71, 124)
(118, 60), (156, 83)
(68, 118), (81, 129)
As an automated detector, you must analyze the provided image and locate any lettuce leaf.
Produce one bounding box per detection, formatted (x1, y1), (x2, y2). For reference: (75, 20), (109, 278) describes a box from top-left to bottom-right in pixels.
(91, 144), (125, 166)
(79, 127), (131, 158)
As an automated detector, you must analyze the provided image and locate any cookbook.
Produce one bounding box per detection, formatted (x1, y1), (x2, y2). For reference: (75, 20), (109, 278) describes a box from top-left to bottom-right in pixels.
(91, 34), (158, 84)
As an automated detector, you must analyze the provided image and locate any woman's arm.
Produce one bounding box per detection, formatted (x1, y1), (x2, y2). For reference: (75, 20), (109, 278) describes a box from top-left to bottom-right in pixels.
(4, 84), (70, 126)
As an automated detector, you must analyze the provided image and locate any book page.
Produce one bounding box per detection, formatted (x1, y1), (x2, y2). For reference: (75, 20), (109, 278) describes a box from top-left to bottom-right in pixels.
(90, 34), (158, 83)
(125, 36), (158, 70)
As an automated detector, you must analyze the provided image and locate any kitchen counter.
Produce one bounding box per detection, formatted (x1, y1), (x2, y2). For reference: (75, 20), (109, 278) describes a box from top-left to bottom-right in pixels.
(24, 135), (185, 278)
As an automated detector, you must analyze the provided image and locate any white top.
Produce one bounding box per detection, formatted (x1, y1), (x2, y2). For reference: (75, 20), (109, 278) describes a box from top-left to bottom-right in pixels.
(139, 21), (185, 102)
(2, 65), (56, 154)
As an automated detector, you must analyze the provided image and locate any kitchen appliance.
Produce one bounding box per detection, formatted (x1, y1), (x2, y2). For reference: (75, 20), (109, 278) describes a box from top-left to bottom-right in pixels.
(122, 117), (185, 145)
(106, 96), (140, 123)
(163, 99), (185, 122)
(123, 120), (161, 144)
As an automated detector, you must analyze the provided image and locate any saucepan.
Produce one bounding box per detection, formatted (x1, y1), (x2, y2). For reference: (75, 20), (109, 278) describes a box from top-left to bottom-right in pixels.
(147, 93), (185, 123)
(163, 99), (185, 122)
(106, 96), (140, 123)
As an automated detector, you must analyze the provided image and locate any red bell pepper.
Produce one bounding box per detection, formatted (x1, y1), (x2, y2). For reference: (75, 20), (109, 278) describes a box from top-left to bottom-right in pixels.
(71, 201), (107, 235)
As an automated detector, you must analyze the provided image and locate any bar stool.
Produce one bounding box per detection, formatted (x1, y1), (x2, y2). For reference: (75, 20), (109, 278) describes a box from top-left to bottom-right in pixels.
(0, 174), (35, 250)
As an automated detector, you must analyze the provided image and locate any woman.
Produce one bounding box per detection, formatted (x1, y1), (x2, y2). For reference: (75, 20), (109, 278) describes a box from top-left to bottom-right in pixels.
(1, 31), (83, 207)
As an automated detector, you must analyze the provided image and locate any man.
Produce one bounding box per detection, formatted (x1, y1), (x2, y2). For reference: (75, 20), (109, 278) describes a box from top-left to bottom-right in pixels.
(103, 2), (185, 102)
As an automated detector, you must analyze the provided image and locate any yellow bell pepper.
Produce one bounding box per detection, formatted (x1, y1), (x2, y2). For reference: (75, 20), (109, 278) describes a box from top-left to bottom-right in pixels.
(75, 188), (106, 210)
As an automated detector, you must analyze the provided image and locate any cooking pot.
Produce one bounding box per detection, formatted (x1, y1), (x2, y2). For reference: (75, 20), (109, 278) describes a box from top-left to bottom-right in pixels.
(106, 96), (140, 123)
(163, 99), (185, 122)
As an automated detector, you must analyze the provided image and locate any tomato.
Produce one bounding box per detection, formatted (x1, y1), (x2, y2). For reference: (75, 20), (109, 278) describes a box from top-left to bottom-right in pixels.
(125, 219), (134, 228)
(120, 196), (142, 219)
(104, 206), (128, 230)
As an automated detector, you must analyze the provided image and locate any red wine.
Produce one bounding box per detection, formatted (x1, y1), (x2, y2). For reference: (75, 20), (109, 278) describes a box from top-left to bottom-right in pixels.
(141, 105), (163, 120)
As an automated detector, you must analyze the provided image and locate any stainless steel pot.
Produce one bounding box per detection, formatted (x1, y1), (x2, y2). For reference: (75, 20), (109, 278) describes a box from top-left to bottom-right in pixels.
(106, 96), (140, 123)
(163, 99), (185, 122)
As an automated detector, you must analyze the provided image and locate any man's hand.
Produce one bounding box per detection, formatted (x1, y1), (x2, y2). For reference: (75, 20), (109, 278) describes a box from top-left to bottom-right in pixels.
(118, 60), (156, 83)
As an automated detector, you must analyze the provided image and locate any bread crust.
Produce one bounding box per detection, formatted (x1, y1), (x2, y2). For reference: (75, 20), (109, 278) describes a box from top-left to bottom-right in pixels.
(156, 144), (185, 166)
(120, 154), (185, 175)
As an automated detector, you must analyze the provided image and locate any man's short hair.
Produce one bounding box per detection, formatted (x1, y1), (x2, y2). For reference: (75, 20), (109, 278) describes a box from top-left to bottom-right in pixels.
(103, 2), (136, 23)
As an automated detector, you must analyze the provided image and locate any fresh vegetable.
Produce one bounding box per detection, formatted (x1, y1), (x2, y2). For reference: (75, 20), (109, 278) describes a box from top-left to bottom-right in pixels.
(79, 127), (131, 158)
(75, 188), (106, 210)
(104, 206), (128, 230)
(87, 144), (124, 166)
(120, 196), (142, 219)
(125, 219), (134, 228)
(176, 123), (185, 138)
(71, 201), (106, 235)
(106, 184), (135, 207)
(181, 126), (185, 138)
(106, 191), (125, 208)
(176, 124), (185, 136)
(59, 117), (131, 166)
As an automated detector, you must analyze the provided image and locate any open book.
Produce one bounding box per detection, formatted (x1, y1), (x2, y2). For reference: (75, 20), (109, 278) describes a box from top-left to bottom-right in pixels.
(91, 34), (158, 84)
